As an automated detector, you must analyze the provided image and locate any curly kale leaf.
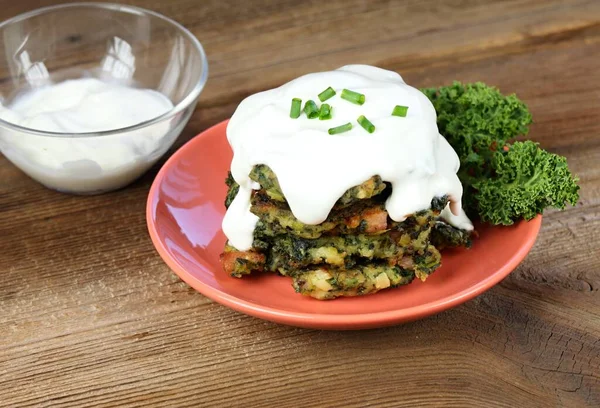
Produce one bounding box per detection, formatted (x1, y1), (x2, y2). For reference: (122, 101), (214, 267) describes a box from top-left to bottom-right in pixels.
(421, 82), (532, 158)
(422, 82), (533, 189)
(474, 141), (580, 225)
(422, 82), (579, 225)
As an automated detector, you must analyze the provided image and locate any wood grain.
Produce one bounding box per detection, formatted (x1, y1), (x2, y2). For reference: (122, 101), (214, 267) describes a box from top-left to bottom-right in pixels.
(1, 0), (600, 406)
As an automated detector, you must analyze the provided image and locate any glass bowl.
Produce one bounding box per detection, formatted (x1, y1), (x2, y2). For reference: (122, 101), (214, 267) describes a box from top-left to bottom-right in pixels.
(0, 2), (208, 194)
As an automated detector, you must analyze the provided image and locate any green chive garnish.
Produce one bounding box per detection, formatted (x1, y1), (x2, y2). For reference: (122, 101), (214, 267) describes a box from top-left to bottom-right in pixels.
(357, 115), (375, 133)
(392, 105), (409, 117)
(341, 89), (365, 105)
(328, 122), (353, 135)
(303, 100), (319, 119)
(319, 103), (332, 120)
(290, 98), (302, 119)
(318, 87), (336, 102)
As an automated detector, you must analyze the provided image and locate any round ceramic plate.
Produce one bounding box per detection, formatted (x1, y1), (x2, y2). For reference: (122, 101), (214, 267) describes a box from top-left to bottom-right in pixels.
(147, 120), (542, 330)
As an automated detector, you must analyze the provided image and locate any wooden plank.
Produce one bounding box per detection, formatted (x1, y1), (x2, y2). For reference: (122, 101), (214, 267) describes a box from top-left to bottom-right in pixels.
(1, 0), (599, 406)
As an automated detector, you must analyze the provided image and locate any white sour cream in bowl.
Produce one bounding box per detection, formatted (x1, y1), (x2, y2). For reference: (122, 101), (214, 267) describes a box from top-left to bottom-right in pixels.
(0, 78), (177, 193)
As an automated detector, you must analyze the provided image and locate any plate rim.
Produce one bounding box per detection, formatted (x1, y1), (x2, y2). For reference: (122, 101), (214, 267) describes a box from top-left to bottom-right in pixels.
(146, 119), (542, 330)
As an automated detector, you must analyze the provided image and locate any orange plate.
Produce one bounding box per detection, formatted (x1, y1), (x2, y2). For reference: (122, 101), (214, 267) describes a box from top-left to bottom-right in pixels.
(147, 120), (542, 330)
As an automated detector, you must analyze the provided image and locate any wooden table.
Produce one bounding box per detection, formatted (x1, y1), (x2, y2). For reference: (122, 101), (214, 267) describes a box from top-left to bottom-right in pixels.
(1, 0), (599, 406)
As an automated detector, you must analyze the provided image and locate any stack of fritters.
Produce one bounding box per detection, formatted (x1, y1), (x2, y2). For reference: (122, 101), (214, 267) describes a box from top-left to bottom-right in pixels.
(221, 165), (469, 299)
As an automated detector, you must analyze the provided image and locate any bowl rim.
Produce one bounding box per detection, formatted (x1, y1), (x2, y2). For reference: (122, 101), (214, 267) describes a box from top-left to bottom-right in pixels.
(0, 2), (208, 138)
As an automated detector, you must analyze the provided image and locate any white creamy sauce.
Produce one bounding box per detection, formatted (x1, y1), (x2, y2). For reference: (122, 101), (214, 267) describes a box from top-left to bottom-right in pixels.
(223, 65), (473, 250)
(0, 78), (174, 193)
(3, 78), (172, 133)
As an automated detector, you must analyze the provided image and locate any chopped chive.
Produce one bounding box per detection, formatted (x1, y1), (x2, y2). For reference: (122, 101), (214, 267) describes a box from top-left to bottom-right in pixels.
(340, 89), (365, 105)
(318, 87), (336, 102)
(303, 100), (319, 119)
(328, 122), (353, 135)
(357, 115), (375, 133)
(392, 105), (409, 117)
(290, 98), (302, 119)
(319, 103), (332, 120)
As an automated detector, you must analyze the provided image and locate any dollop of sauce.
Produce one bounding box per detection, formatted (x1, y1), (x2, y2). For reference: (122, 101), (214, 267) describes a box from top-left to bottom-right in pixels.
(0, 77), (174, 193)
(223, 65), (473, 250)
(2, 78), (172, 133)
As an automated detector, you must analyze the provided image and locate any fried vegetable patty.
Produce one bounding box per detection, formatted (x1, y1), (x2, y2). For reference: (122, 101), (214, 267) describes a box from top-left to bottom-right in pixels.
(221, 166), (469, 299)
(249, 164), (387, 208)
(291, 245), (441, 300)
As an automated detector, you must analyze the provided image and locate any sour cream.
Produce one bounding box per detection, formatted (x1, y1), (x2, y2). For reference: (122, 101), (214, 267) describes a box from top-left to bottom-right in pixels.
(3, 78), (173, 133)
(223, 65), (473, 250)
(0, 78), (174, 193)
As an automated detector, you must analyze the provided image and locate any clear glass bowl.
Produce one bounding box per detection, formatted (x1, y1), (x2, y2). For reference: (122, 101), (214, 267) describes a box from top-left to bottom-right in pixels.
(0, 3), (208, 194)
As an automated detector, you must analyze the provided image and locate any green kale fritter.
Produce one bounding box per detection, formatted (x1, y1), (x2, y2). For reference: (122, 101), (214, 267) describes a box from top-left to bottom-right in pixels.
(224, 172), (239, 209)
(263, 209), (437, 273)
(291, 245), (441, 300)
(250, 191), (390, 239)
(430, 221), (472, 250)
(249, 164), (387, 208)
(220, 244), (265, 278)
(251, 191), (445, 240)
(220, 187), (456, 299)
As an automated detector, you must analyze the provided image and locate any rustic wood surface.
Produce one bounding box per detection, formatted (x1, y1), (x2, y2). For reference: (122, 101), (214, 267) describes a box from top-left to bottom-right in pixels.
(1, 0), (599, 406)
